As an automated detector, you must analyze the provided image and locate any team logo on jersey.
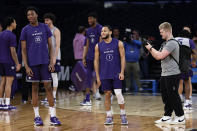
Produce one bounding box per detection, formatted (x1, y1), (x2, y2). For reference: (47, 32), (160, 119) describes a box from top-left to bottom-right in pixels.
(35, 36), (42, 43)
(106, 54), (113, 61)
(91, 38), (95, 44)
(90, 34), (95, 44)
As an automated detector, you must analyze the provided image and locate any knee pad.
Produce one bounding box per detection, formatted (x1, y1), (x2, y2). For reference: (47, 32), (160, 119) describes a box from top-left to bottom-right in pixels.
(51, 73), (58, 87)
(114, 89), (125, 104)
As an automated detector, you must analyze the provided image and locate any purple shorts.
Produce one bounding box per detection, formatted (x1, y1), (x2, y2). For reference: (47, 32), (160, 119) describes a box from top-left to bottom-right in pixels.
(85, 60), (96, 88)
(54, 59), (61, 72)
(26, 64), (52, 82)
(181, 69), (193, 80)
(101, 78), (122, 91)
(0, 63), (16, 76)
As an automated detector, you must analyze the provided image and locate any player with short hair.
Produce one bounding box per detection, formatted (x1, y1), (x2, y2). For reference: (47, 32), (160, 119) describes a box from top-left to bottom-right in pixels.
(20, 7), (61, 126)
(94, 25), (128, 125)
(0, 17), (21, 110)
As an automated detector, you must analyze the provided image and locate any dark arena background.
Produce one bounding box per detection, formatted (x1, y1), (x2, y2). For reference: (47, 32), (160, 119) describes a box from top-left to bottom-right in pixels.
(0, 0), (197, 131)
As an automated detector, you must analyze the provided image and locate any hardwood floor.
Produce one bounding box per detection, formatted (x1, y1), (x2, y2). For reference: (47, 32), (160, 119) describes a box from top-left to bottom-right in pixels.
(0, 91), (196, 131)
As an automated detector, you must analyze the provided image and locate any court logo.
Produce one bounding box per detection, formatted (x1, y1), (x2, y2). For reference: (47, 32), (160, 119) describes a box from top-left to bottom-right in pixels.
(35, 36), (42, 43)
(106, 54), (113, 61)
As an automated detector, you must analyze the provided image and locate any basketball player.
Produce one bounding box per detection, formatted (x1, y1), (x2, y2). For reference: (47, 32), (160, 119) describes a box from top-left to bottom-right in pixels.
(182, 26), (195, 101)
(0, 17), (21, 110)
(176, 30), (196, 110)
(94, 25), (128, 125)
(81, 12), (102, 105)
(20, 7), (61, 126)
(182, 26), (195, 106)
(42, 13), (61, 104)
(145, 22), (185, 124)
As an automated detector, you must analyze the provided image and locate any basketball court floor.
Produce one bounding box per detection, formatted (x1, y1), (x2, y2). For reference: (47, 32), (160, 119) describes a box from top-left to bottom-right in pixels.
(0, 90), (196, 131)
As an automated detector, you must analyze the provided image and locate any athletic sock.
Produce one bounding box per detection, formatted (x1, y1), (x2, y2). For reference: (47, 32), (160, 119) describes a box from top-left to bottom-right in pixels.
(120, 109), (126, 115)
(106, 110), (112, 117)
(33, 107), (40, 117)
(49, 107), (56, 117)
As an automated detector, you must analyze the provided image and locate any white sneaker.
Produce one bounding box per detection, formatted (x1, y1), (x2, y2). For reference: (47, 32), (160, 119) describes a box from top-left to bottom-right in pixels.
(170, 116), (185, 125)
(183, 101), (192, 110)
(189, 99), (192, 105)
(155, 116), (172, 124)
(94, 91), (101, 100)
(68, 85), (75, 91)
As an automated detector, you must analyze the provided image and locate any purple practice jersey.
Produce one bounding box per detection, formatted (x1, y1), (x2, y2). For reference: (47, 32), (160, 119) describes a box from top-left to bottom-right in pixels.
(0, 30), (17, 64)
(20, 23), (52, 66)
(85, 24), (102, 60)
(98, 38), (121, 80)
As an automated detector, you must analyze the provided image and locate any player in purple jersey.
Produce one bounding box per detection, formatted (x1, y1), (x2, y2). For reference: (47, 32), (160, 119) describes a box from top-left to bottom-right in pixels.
(81, 12), (102, 106)
(0, 17), (21, 110)
(176, 30), (197, 110)
(20, 7), (61, 126)
(94, 25), (128, 125)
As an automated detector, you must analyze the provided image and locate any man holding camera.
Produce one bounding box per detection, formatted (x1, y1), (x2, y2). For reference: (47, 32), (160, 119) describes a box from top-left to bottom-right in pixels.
(145, 22), (185, 124)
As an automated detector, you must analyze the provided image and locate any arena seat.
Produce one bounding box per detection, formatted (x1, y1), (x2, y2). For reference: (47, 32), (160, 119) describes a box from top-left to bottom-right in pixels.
(140, 79), (157, 94)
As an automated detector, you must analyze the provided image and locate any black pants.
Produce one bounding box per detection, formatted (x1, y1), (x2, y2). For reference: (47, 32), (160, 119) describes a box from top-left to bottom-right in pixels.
(21, 67), (31, 101)
(160, 74), (184, 117)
